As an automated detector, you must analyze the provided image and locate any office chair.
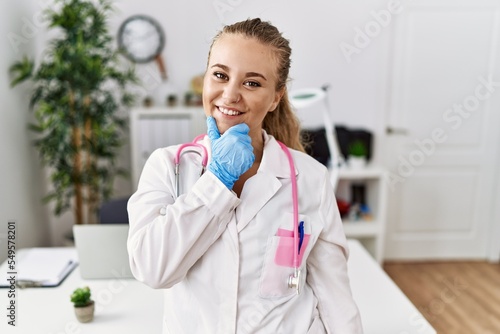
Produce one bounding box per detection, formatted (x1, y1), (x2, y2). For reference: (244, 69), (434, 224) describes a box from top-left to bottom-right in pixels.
(289, 86), (344, 190)
(98, 196), (131, 224)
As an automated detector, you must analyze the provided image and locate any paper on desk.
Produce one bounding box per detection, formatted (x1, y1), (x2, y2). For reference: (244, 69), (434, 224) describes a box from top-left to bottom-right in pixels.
(0, 247), (78, 287)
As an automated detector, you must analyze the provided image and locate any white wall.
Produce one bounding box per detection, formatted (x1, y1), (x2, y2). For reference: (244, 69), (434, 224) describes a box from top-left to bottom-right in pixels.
(1, 0), (395, 248)
(0, 0), (51, 262)
(111, 0), (392, 132)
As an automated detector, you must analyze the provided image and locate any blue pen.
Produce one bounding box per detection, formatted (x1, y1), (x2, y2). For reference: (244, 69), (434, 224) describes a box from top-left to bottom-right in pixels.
(298, 221), (304, 254)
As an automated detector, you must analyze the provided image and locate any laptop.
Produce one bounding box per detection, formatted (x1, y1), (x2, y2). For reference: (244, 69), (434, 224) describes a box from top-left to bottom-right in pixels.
(73, 224), (134, 279)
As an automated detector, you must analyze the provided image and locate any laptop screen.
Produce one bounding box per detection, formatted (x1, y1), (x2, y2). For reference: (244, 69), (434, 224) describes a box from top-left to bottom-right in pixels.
(73, 224), (134, 279)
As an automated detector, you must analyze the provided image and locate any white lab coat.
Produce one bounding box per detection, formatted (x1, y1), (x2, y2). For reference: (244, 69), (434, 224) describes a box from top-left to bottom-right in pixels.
(127, 131), (363, 334)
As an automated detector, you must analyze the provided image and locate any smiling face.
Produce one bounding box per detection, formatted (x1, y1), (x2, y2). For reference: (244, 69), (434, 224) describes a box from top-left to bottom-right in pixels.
(203, 34), (283, 142)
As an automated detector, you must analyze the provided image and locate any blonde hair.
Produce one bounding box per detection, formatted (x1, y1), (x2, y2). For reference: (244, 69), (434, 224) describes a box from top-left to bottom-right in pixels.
(208, 18), (305, 152)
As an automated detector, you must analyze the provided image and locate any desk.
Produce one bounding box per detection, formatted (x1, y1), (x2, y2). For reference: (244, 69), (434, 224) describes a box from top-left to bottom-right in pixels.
(0, 249), (163, 334)
(1, 241), (435, 334)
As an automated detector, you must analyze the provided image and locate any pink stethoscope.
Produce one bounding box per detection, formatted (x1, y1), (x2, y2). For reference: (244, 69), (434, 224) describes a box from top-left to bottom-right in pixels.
(174, 136), (303, 295)
(174, 134), (208, 199)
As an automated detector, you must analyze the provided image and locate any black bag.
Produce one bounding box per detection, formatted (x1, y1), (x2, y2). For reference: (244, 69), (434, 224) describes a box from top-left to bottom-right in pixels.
(301, 126), (373, 166)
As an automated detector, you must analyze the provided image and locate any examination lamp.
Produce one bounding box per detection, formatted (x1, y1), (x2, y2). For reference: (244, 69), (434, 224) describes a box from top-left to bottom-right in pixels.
(289, 86), (344, 189)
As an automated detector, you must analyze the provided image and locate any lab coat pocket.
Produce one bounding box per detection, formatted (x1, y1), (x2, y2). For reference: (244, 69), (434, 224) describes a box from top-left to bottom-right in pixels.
(274, 228), (310, 268)
(259, 217), (311, 298)
(259, 236), (296, 298)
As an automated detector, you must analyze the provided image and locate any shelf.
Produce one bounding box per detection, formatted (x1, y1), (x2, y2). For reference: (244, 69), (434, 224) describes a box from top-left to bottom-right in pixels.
(342, 221), (381, 237)
(335, 166), (388, 263)
(131, 106), (203, 115)
(337, 166), (386, 180)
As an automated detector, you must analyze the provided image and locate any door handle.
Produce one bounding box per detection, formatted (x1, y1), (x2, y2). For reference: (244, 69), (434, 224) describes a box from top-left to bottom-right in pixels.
(386, 126), (408, 135)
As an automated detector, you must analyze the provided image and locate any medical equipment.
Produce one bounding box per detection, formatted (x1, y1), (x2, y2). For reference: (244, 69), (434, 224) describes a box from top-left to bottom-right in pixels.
(289, 86), (343, 190)
(174, 134), (208, 198)
(277, 141), (302, 295)
(175, 137), (303, 295)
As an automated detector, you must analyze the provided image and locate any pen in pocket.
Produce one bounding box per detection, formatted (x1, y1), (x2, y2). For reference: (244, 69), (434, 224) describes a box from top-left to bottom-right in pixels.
(298, 221), (304, 253)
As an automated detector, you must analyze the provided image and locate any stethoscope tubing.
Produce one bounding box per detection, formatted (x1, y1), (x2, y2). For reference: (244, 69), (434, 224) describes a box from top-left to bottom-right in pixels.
(174, 140), (208, 198)
(277, 141), (300, 270)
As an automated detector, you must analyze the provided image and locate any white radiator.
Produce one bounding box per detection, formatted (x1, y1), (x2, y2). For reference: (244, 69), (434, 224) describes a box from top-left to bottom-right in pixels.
(130, 107), (206, 188)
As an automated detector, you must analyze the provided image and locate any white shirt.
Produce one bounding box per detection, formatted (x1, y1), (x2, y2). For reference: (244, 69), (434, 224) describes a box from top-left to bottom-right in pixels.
(127, 131), (363, 334)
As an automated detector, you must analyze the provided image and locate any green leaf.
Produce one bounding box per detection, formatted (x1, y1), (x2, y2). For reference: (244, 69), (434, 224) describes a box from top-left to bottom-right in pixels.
(9, 56), (34, 87)
(71, 286), (92, 307)
(348, 140), (367, 157)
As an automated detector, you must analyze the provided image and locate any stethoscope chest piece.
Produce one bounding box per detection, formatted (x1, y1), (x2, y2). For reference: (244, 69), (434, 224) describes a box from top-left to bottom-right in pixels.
(288, 268), (302, 295)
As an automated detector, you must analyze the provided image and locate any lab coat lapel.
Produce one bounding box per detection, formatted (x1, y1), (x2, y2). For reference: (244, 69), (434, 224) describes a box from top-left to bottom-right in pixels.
(236, 134), (297, 233)
(236, 172), (281, 232)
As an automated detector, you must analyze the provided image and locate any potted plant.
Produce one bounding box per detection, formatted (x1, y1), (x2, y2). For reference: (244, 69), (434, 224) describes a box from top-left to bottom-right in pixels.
(70, 286), (94, 323)
(9, 0), (137, 225)
(348, 140), (368, 169)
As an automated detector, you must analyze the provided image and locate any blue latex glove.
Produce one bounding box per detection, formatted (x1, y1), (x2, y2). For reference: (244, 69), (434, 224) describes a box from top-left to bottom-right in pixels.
(206, 116), (255, 189)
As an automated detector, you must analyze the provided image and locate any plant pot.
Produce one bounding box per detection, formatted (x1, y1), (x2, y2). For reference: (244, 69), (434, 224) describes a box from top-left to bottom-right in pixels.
(74, 301), (94, 323)
(348, 156), (367, 170)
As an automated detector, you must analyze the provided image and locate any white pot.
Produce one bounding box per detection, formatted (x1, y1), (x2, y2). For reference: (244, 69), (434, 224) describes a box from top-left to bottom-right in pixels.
(348, 156), (367, 169)
(74, 301), (95, 323)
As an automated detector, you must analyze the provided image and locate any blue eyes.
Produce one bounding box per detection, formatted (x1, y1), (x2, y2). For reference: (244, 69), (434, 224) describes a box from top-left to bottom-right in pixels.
(212, 71), (261, 87)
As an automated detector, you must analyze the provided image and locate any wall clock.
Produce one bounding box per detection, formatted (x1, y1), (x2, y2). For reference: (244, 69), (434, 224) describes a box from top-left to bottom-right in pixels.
(118, 14), (167, 80)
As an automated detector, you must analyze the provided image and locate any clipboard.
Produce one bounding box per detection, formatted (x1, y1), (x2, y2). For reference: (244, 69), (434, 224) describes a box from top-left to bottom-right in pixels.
(0, 247), (78, 288)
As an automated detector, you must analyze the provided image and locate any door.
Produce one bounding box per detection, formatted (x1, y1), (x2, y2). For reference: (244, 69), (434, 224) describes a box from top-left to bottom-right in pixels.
(383, 0), (500, 259)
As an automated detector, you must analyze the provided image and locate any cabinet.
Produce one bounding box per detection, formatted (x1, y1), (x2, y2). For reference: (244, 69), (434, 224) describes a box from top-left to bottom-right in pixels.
(335, 167), (388, 264)
(130, 107), (205, 188)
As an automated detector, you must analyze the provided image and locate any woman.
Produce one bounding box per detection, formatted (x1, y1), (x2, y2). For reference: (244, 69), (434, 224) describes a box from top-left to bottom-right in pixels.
(127, 18), (363, 333)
